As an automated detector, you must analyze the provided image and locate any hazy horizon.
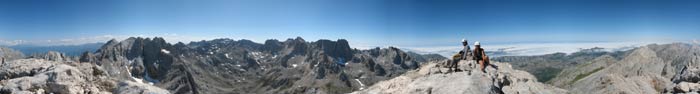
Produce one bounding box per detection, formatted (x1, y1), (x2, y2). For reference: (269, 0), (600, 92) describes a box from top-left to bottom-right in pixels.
(2, 0), (700, 50)
(1, 35), (690, 58)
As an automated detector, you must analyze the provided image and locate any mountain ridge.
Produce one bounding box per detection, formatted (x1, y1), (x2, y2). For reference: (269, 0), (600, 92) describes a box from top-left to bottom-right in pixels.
(76, 37), (437, 93)
(494, 43), (700, 93)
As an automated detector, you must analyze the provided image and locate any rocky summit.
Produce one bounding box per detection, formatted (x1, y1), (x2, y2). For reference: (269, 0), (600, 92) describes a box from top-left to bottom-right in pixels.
(353, 60), (567, 94)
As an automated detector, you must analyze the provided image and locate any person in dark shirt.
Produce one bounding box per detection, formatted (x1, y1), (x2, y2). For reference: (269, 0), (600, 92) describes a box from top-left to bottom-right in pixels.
(472, 41), (490, 73)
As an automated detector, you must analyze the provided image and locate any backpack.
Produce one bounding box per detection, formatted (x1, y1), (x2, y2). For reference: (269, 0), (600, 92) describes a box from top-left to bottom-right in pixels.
(452, 51), (463, 60)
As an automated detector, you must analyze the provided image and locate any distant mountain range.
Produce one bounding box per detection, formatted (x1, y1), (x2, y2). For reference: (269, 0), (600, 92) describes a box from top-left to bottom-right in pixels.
(7, 43), (104, 56)
(402, 41), (666, 58)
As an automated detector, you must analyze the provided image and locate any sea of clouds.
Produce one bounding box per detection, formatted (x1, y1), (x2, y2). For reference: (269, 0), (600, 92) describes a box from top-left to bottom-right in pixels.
(400, 41), (682, 58)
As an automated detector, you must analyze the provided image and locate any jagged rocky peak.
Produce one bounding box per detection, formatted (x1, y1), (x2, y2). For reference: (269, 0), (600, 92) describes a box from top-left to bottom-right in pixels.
(285, 37), (308, 47)
(96, 37), (173, 56)
(260, 37), (353, 58)
(77, 37), (177, 86)
(262, 39), (283, 52)
(264, 39), (281, 45)
(285, 36), (306, 43)
(104, 39), (120, 46)
(311, 39), (353, 60)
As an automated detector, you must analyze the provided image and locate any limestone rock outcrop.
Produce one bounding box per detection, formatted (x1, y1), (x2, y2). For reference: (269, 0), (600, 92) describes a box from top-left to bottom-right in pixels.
(353, 60), (567, 94)
(0, 47), (24, 62)
(0, 59), (169, 94)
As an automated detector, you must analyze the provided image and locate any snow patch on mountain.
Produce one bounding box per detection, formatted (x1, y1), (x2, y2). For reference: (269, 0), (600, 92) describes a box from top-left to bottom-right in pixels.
(248, 51), (266, 60)
(355, 79), (366, 90)
(161, 49), (170, 54)
(126, 66), (144, 84)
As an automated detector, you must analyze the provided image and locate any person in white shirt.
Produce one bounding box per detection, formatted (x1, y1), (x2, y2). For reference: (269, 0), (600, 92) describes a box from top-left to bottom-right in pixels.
(460, 39), (471, 60)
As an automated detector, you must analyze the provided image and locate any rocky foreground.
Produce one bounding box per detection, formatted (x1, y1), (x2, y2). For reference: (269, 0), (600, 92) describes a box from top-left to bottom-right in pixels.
(353, 60), (567, 94)
(0, 59), (169, 94)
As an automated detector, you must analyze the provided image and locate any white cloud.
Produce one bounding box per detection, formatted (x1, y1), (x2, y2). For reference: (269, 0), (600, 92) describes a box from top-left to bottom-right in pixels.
(1, 35), (122, 46)
(0, 40), (24, 46)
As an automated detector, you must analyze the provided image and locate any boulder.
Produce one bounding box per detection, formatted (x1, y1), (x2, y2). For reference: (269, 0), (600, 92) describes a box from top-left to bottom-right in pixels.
(0, 58), (169, 94)
(0, 47), (25, 61)
(0, 59), (114, 94)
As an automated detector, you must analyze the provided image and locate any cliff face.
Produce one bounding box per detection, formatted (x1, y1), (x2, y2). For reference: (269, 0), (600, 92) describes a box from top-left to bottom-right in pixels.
(353, 60), (567, 94)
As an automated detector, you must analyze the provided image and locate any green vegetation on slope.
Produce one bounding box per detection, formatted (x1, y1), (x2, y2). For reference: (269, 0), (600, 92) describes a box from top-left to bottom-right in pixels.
(492, 48), (629, 83)
(570, 67), (604, 84)
(533, 67), (562, 82)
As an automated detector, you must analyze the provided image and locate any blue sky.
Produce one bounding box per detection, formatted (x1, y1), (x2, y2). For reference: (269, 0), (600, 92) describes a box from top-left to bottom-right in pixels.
(1, 0), (699, 47)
